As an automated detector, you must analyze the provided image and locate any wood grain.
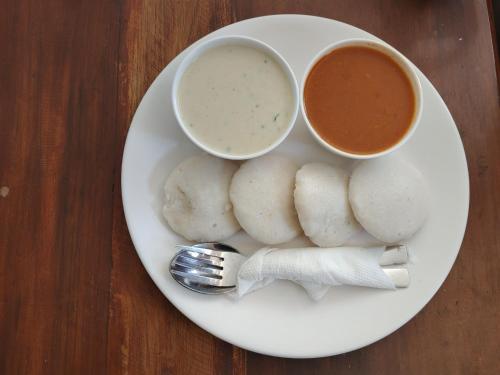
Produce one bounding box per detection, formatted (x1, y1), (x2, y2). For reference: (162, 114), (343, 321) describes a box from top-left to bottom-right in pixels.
(0, 0), (120, 373)
(489, 0), (500, 91)
(0, 1), (499, 374)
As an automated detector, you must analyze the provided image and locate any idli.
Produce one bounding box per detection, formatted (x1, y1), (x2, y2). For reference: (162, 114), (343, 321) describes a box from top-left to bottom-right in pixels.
(294, 163), (361, 247)
(163, 155), (240, 241)
(349, 157), (429, 243)
(230, 155), (301, 244)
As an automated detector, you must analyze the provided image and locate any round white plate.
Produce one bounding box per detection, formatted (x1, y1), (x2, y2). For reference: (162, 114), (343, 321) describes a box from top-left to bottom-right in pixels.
(122, 15), (469, 358)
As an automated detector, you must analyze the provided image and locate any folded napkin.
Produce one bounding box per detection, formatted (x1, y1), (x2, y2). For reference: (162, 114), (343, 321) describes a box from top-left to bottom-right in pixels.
(236, 246), (404, 300)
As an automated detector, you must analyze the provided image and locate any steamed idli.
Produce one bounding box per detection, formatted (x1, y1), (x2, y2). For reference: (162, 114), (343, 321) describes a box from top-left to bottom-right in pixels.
(163, 155), (240, 241)
(230, 155), (301, 244)
(349, 157), (429, 243)
(294, 163), (361, 247)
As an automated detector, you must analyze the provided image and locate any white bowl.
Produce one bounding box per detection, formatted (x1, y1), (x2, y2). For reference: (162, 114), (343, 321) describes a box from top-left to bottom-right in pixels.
(172, 35), (299, 160)
(300, 38), (423, 159)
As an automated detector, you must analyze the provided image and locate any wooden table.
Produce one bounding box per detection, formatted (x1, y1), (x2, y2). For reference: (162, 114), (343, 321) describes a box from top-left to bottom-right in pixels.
(1, 1), (499, 374)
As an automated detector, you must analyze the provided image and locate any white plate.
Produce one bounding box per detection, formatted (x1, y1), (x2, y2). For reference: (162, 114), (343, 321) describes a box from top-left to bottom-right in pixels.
(122, 15), (469, 358)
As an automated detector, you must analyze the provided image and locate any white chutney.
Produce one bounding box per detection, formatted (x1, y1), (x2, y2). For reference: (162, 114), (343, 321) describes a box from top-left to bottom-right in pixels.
(177, 44), (294, 156)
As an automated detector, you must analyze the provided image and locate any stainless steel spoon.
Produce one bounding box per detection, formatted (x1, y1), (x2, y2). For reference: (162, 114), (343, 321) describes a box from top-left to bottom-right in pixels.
(169, 243), (246, 294)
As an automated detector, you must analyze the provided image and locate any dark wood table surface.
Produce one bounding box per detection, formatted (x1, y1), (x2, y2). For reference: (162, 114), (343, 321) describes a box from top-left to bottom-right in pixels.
(1, 1), (499, 374)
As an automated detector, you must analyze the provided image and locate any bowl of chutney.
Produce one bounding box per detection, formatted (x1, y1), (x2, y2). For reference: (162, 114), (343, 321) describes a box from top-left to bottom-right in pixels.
(301, 38), (423, 159)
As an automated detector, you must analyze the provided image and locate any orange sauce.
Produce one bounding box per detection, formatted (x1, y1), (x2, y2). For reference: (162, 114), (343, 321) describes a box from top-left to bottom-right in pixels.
(304, 46), (415, 154)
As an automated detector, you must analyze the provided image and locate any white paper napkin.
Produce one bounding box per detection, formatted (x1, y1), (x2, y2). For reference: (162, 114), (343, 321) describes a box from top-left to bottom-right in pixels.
(236, 246), (400, 300)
